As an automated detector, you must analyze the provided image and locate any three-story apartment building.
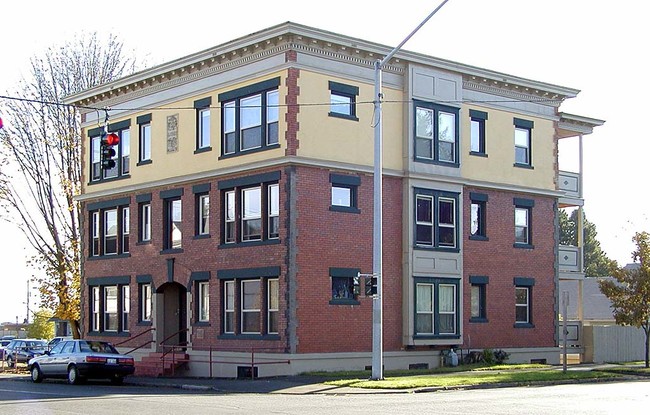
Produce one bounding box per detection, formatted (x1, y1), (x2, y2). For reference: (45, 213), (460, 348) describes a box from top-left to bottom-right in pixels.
(65, 22), (603, 377)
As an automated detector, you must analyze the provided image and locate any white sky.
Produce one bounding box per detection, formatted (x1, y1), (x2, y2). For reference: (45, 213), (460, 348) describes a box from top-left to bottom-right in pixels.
(1, 0), (647, 323)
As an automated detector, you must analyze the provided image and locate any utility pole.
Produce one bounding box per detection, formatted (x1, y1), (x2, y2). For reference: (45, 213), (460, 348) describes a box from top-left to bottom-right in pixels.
(371, 0), (450, 381)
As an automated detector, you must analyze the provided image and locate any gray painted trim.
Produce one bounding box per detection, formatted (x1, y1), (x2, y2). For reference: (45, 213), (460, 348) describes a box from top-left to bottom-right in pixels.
(87, 276), (131, 286)
(217, 266), (281, 279)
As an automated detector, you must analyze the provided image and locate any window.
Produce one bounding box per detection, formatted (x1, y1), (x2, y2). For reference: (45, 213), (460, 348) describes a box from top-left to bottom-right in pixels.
(514, 277), (534, 327)
(121, 129), (130, 174)
(414, 277), (460, 337)
(137, 114), (152, 163)
(122, 285), (130, 332)
(224, 281), (235, 334)
(140, 283), (152, 322)
(88, 119), (132, 182)
(219, 172), (281, 245)
(414, 189), (459, 249)
(195, 97), (211, 151)
(414, 101), (459, 164)
(89, 279), (131, 333)
(122, 208), (130, 253)
(140, 203), (151, 242)
(267, 279), (279, 334)
(469, 109), (488, 155)
(197, 194), (210, 236)
(469, 276), (488, 322)
(163, 194), (183, 250)
(218, 267), (281, 337)
(241, 280), (261, 334)
(92, 286), (100, 331)
(330, 267), (360, 304)
(219, 77), (281, 157)
(242, 187), (262, 241)
(469, 192), (488, 240)
(330, 173), (360, 213)
(268, 184), (279, 239)
(104, 286), (118, 331)
(91, 211), (100, 256)
(104, 209), (118, 255)
(328, 81), (359, 120)
(515, 287), (529, 323)
(89, 202), (130, 257)
(514, 118), (534, 167)
(514, 198), (534, 247)
(198, 281), (209, 322)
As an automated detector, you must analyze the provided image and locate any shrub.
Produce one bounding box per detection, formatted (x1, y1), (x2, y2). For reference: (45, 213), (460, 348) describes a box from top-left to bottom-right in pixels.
(482, 348), (494, 365)
(494, 349), (510, 364)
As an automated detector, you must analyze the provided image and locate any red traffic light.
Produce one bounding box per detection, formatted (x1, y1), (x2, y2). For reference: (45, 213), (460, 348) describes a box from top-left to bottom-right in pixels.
(105, 132), (120, 146)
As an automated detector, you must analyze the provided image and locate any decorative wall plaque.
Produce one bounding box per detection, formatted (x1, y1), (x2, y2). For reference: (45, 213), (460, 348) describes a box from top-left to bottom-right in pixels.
(167, 114), (179, 153)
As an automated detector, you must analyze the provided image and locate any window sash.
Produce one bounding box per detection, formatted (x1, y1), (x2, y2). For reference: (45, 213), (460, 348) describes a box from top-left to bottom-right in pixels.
(122, 207), (130, 253)
(331, 186), (352, 207)
(199, 195), (210, 235)
(514, 127), (531, 165)
(266, 90), (279, 145)
(242, 187), (262, 241)
(515, 207), (529, 244)
(470, 202), (484, 237)
(104, 286), (118, 331)
(268, 184), (279, 239)
(330, 93), (352, 116)
(470, 285), (482, 318)
(415, 107), (434, 160)
(437, 111), (456, 163)
(415, 195), (433, 246)
(438, 198), (456, 247)
(198, 282), (209, 322)
(122, 285), (130, 332)
(141, 203), (151, 242)
(470, 119), (483, 153)
(241, 280), (261, 334)
(240, 94), (262, 151)
(104, 209), (118, 255)
(268, 279), (279, 334)
(121, 129), (130, 174)
(91, 136), (101, 181)
(224, 281), (235, 333)
(225, 191), (236, 243)
(169, 199), (182, 249)
(92, 212), (100, 256)
(92, 286), (100, 331)
(198, 108), (211, 149)
(515, 287), (530, 323)
(141, 284), (152, 322)
(438, 284), (456, 334)
(223, 101), (236, 155)
(416, 283), (434, 334)
(140, 123), (151, 161)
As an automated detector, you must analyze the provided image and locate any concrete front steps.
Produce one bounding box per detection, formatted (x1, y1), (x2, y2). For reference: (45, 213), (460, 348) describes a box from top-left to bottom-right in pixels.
(135, 352), (189, 377)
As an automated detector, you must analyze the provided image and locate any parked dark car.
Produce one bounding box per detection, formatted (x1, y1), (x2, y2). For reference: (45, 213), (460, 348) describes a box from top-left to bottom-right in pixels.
(28, 339), (135, 385)
(3, 339), (47, 367)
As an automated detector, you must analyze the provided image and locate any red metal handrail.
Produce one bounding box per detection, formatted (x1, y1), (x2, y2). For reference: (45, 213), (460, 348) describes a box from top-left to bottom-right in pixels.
(114, 327), (155, 347)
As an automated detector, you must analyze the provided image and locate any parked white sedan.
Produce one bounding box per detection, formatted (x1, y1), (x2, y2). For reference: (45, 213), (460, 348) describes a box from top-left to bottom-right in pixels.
(28, 339), (135, 385)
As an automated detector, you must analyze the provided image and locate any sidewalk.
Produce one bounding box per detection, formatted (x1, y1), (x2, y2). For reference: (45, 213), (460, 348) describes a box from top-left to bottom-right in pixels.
(1, 363), (644, 395)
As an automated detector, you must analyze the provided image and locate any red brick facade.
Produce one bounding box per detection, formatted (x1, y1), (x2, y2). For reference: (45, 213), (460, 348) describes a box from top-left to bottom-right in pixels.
(463, 187), (557, 349)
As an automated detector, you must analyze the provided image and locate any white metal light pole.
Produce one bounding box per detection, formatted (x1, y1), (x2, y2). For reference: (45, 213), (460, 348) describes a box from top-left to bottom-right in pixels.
(371, 0), (450, 381)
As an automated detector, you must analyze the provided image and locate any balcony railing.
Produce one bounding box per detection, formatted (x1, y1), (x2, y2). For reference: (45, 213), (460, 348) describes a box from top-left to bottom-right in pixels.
(559, 171), (581, 199)
(559, 245), (583, 275)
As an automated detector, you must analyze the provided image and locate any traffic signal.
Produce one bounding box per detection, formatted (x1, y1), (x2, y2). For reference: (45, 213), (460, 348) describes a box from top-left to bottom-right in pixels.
(365, 276), (377, 296)
(100, 132), (120, 170)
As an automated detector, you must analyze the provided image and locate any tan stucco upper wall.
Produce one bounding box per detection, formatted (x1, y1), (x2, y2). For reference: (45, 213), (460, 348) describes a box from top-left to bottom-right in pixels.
(295, 71), (403, 170)
(461, 105), (556, 190)
(84, 71), (288, 193)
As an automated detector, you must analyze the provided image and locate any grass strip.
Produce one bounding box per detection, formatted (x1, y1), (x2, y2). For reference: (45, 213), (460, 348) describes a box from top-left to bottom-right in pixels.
(324, 369), (619, 389)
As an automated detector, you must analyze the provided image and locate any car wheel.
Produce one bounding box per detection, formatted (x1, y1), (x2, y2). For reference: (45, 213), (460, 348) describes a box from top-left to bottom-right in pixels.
(30, 365), (44, 383)
(110, 376), (124, 385)
(7, 356), (14, 368)
(67, 365), (83, 385)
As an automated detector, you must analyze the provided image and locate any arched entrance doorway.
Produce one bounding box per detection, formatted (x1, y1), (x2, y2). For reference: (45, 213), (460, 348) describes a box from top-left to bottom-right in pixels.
(156, 282), (187, 350)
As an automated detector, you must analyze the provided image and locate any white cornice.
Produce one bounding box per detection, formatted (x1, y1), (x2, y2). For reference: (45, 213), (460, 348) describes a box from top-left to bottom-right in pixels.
(65, 21), (580, 108)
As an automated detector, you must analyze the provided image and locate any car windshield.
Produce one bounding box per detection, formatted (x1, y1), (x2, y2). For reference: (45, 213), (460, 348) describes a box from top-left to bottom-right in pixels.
(26, 341), (46, 349)
(78, 341), (118, 354)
